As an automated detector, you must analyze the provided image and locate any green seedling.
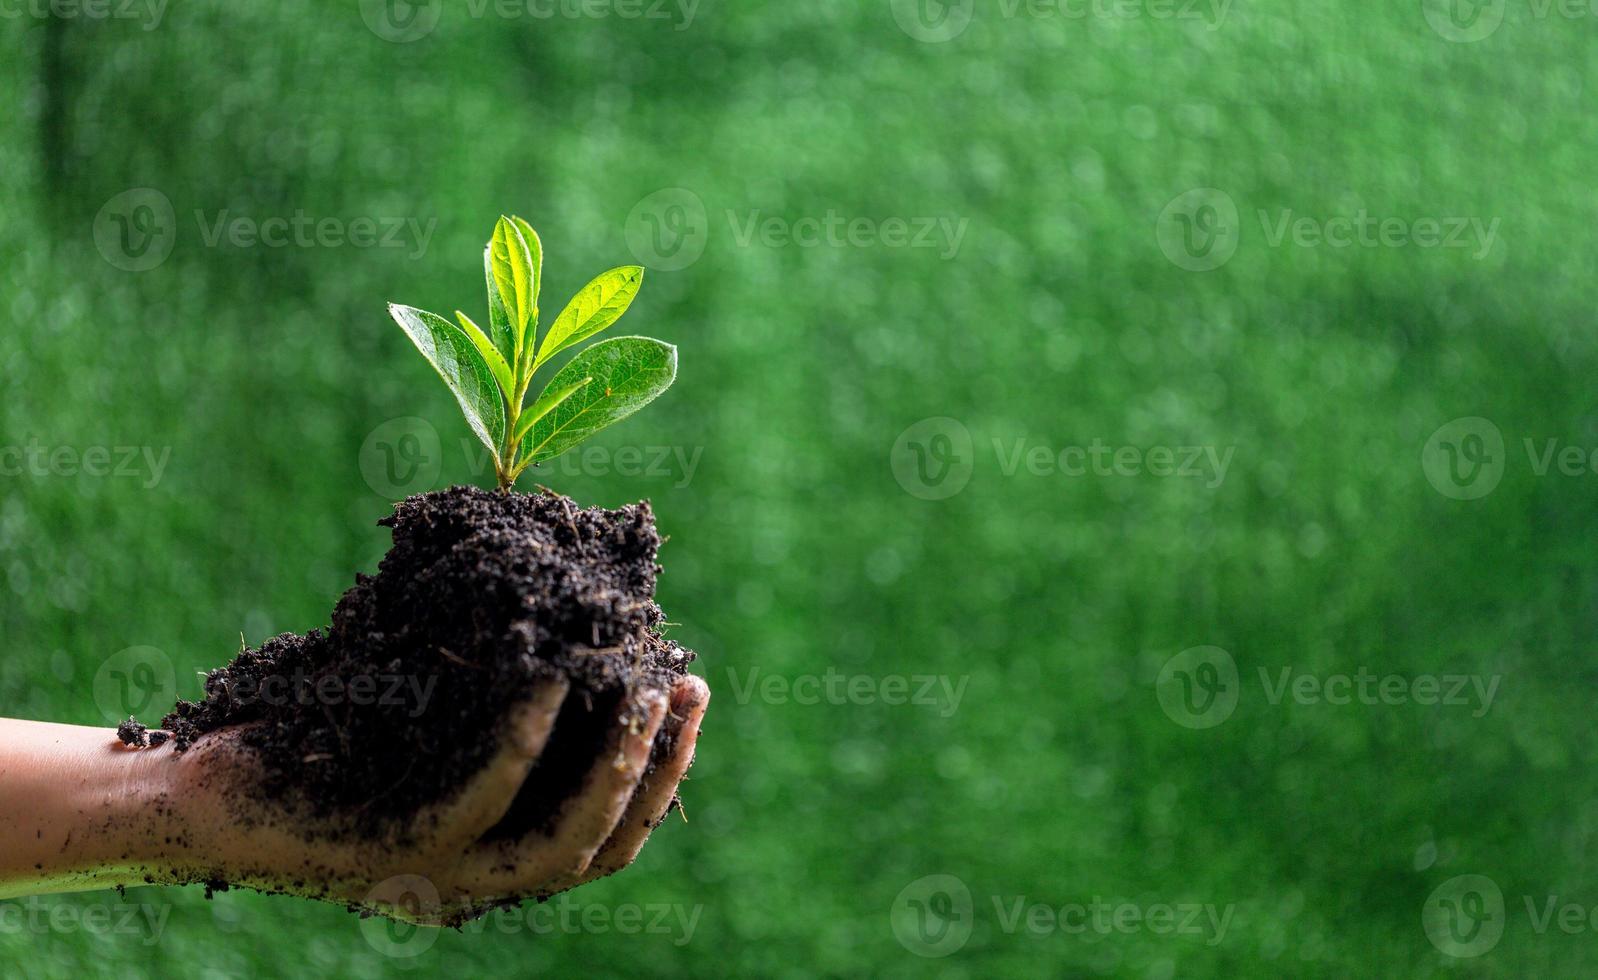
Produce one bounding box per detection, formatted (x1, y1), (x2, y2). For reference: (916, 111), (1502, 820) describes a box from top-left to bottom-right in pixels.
(388, 215), (676, 490)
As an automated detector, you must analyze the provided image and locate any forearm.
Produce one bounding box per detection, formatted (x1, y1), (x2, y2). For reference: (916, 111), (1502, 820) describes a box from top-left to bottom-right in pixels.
(0, 720), (174, 899)
(0, 718), (431, 908)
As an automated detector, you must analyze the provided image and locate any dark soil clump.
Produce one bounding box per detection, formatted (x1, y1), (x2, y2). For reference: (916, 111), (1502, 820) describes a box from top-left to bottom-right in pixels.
(119, 717), (173, 748)
(117, 717), (149, 747)
(157, 486), (694, 838)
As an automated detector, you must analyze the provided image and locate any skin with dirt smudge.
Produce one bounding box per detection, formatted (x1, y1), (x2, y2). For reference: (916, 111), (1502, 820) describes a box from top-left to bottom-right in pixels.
(0, 674), (707, 924)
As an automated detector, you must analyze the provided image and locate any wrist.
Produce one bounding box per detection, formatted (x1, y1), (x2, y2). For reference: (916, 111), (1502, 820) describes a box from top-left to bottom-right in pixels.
(0, 721), (180, 898)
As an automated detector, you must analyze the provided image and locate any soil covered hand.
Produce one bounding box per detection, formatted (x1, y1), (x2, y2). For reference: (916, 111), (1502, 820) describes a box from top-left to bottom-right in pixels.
(0, 489), (708, 922)
(0, 675), (707, 926)
(167, 673), (707, 924)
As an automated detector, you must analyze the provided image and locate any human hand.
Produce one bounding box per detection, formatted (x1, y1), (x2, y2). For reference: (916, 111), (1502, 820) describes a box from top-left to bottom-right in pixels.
(0, 674), (708, 926)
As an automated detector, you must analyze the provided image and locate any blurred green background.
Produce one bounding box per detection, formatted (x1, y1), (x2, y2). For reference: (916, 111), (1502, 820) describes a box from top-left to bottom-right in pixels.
(2, 0), (1596, 975)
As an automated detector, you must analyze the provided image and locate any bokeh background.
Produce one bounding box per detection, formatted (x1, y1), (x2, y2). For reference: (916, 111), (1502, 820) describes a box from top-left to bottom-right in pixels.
(2, 0), (1596, 975)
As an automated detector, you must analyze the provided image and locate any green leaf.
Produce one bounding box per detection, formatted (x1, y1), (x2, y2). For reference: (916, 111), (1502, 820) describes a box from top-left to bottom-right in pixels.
(533, 266), (644, 371)
(454, 310), (514, 399)
(388, 304), (506, 457)
(509, 215), (543, 322)
(489, 216), (535, 349)
(517, 336), (676, 468)
(483, 245), (515, 360)
(512, 375), (592, 445)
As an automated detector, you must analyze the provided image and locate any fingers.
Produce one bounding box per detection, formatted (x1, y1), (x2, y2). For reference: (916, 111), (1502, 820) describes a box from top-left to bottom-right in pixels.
(468, 689), (668, 888)
(570, 675), (708, 885)
(542, 690), (668, 878)
(429, 676), (569, 849)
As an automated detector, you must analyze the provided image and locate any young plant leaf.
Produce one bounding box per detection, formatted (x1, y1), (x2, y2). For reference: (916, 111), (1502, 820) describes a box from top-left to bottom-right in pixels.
(388, 303), (506, 457)
(488, 216), (535, 348)
(390, 215), (675, 491)
(509, 215), (542, 322)
(512, 375), (592, 445)
(454, 310), (514, 399)
(533, 266), (644, 371)
(483, 245), (515, 359)
(517, 336), (676, 468)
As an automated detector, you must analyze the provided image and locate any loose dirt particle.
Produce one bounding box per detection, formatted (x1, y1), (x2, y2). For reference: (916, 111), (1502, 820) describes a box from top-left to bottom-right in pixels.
(116, 718), (149, 748)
